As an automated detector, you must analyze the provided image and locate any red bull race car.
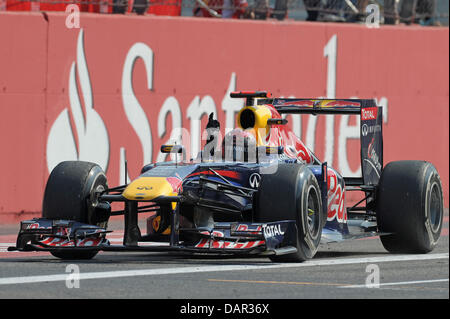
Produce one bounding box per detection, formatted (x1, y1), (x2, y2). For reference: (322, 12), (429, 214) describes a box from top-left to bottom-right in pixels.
(9, 91), (444, 262)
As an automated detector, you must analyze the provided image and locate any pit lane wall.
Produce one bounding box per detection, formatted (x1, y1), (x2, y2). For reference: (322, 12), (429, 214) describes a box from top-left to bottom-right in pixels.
(0, 12), (448, 222)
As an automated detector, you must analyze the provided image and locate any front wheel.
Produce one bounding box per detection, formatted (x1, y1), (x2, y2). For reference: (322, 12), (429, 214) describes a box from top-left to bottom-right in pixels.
(376, 161), (444, 253)
(255, 164), (324, 262)
(42, 161), (110, 260)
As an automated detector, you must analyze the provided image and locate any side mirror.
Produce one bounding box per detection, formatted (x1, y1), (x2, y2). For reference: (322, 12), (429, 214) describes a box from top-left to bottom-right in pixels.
(160, 145), (185, 154)
(257, 146), (284, 155)
(267, 118), (288, 126)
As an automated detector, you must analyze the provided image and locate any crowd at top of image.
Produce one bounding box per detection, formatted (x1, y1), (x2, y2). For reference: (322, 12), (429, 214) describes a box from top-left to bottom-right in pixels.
(1, 0), (444, 26)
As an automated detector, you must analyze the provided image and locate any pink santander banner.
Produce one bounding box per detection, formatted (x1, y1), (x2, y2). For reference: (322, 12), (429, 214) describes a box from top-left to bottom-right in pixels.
(0, 12), (448, 221)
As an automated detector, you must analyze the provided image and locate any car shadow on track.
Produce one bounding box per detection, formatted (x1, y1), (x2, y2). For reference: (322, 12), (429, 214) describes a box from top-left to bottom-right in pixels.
(0, 249), (392, 266)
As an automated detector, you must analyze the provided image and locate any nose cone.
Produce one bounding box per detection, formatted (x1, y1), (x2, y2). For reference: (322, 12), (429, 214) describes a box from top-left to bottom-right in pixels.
(122, 177), (175, 201)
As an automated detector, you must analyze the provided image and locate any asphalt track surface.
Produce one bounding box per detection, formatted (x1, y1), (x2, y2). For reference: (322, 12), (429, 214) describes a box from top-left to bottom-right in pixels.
(0, 211), (448, 304)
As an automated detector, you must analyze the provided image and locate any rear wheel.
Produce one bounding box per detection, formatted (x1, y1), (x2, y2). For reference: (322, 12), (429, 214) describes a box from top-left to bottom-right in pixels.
(376, 161), (444, 253)
(255, 164), (324, 262)
(42, 161), (110, 259)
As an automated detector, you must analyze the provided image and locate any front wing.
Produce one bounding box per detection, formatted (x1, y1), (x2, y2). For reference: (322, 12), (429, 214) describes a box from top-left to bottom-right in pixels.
(8, 218), (299, 257)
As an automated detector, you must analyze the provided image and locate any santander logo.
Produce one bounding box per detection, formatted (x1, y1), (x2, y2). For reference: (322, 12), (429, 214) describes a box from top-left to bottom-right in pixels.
(46, 29), (109, 173)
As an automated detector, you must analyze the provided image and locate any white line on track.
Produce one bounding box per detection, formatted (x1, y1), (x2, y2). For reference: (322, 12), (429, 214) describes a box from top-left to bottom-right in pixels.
(339, 278), (449, 289)
(0, 253), (447, 286)
(0, 244), (12, 253)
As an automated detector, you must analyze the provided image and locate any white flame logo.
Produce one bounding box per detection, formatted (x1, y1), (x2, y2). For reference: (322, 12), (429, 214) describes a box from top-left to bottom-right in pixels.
(46, 29), (109, 173)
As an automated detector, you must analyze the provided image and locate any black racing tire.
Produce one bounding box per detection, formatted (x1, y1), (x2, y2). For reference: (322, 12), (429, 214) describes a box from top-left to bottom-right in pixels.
(255, 164), (324, 262)
(42, 161), (110, 260)
(376, 161), (444, 253)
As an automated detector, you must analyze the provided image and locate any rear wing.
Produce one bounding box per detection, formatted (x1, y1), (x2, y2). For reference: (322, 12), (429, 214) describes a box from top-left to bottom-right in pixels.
(267, 98), (383, 186)
(230, 92), (383, 186)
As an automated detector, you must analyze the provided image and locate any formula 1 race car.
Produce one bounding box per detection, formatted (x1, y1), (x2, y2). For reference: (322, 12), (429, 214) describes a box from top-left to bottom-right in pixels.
(9, 91), (444, 262)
